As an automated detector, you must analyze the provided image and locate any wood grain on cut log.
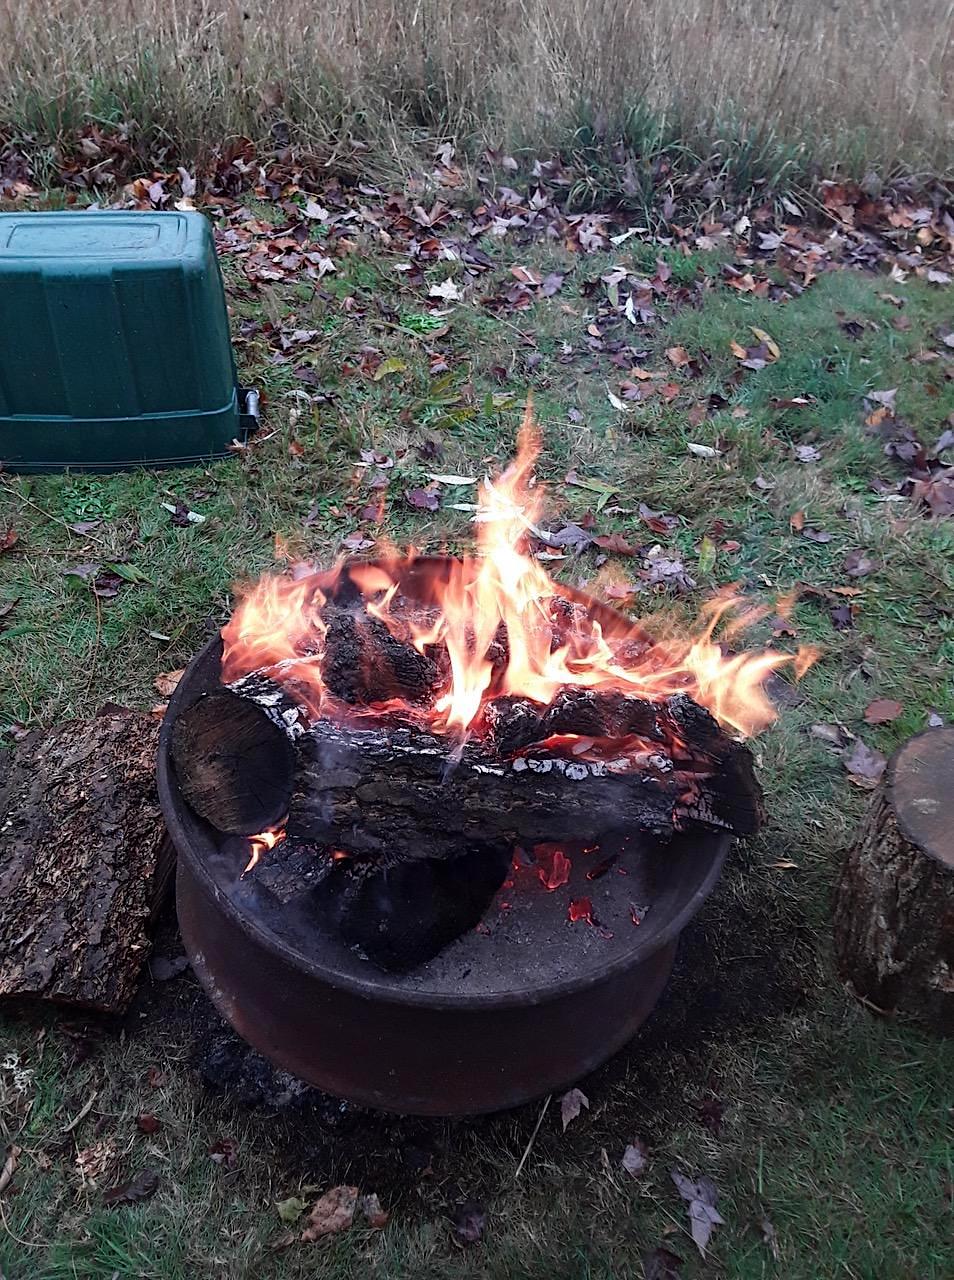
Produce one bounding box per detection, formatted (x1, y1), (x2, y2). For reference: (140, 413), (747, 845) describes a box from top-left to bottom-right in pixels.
(834, 726), (954, 1035)
(170, 681), (298, 834)
(0, 713), (171, 1014)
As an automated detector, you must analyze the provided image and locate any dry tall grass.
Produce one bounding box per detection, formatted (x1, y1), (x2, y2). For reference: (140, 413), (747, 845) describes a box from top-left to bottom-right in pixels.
(1, 0), (951, 183)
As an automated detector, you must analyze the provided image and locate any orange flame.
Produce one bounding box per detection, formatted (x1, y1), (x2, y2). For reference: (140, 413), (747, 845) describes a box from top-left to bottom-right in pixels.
(221, 402), (814, 742)
(244, 825), (286, 875)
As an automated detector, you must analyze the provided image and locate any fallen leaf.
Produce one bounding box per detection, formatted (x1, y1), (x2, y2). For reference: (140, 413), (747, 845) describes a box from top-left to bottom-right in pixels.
(830, 602), (855, 630)
(373, 356), (407, 381)
(302, 1185), (358, 1241)
(561, 1087), (590, 1131)
(0, 528), (17, 553)
(795, 444), (821, 463)
(687, 442), (719, 458)
(843, 738), (887, 788)
(426, 473), (476, 485)
(671, 1170), (726, 1257)
(928, 711), (944, 728)
(276, 1195), (307, 1224)
(160, 500), (206, 525)
(510, 265), (542, 286)
(544, 523), (594, 552)
(153, 669), (184, 698)
(843, 550), (875, 577)
(867, 387), (898, 410)
(136, 1114), (161, 1135)
(209, 1138), (238, 1169)
(622, 1140), (649, 1176)
(451, 1200), (487, 1245)
(428, 278), (463, 302)
(790, 510), (805, 532)
(638, 504), (679, 535)
(697, 536), (717, 574)
(68, 520), (102, 534)
(665, 345), (691, 367)
(811, 723), (848, 748)
(405, 487), (441, 511)
(341, 532), (375, 552)
(750, 327), (781, 360)
(358, 1192), (390, 1229)
(802, 527), (833, 543)
(864, 698), (903, 724)
(103, 1168), (160, 1207)
(564, 473), (618, 511)
(593, 532), (637, 556)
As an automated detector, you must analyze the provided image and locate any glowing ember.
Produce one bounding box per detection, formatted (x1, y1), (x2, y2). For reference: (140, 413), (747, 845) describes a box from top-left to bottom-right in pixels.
(568, 896), (594, 924)
(243, 825), (286, 875)
(221, 402), (815, 745)
(535, 845), (572, 891)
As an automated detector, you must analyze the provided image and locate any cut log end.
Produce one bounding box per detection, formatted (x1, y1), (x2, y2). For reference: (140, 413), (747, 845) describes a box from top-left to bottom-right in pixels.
(170, 690), (295, 835)
(834, 726), (954, 1036)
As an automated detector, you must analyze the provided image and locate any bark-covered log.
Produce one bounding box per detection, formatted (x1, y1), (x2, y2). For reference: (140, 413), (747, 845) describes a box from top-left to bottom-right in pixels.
(833, 726), (954, 1035)
(287, 693), (762, 862)
(0, 712), (171, 1014)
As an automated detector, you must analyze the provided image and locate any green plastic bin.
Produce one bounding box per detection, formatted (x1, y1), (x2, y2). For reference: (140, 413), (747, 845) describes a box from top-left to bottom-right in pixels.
(0, 211), (258, 472)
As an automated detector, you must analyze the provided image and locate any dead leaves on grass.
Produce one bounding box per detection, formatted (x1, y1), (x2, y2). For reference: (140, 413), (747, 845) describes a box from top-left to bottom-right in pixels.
(292, 1185), (390, 1241)
(301, 1184), (358, 1240)
(671, 1169), (725, 1256)
(560, 1086), (589, 1131)
(843, 738), (888, 788)
(103, 1167), (160, 1207)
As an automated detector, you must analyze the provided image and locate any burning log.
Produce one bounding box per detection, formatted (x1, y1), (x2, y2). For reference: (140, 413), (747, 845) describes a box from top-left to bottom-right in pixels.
(0, 712), (171, 1013)
(171, 685), (764, 856)
(833, 726), (954, 1035)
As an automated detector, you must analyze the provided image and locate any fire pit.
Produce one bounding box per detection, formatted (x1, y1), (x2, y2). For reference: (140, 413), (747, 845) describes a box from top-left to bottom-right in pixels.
(159, 415), (806, 1114)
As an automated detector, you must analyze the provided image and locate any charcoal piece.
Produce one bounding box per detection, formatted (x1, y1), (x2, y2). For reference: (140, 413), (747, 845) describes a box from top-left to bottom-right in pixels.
(321, 606), (443, 707)
(311, 845), (512, 972)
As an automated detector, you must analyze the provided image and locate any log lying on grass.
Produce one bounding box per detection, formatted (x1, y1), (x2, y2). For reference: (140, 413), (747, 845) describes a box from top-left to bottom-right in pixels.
(834, 726), (954, 1036)
(0, 712), (172, 1014)
(171, 681), (764, 858)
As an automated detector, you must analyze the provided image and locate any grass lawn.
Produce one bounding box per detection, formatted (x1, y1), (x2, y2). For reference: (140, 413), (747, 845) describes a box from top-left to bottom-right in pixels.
(1, 195), (953, 1279)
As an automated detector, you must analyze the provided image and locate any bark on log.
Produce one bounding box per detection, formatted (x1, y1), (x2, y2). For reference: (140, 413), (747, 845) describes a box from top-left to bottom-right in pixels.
(0, 712), (171, 1014)
(287, 694), (762, 862)
(833, 726), (954, 1035)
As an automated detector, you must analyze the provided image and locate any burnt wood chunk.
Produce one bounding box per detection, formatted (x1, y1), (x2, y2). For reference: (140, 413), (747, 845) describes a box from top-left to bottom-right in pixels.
(834, 726), (954, 1035)
(321, 606), (444, 707)
(170, 686), (297, 834)
(0, 713), (170, 1014)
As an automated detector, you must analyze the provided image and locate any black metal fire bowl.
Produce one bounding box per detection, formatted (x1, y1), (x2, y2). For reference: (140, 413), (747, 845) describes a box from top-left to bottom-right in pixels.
(158, 560), (731, 1116)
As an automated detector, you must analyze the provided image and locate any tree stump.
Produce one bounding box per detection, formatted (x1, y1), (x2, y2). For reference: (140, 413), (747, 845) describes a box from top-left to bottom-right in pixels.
(834, 726), (954, 1035)
(0, 711), (173, 1014)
